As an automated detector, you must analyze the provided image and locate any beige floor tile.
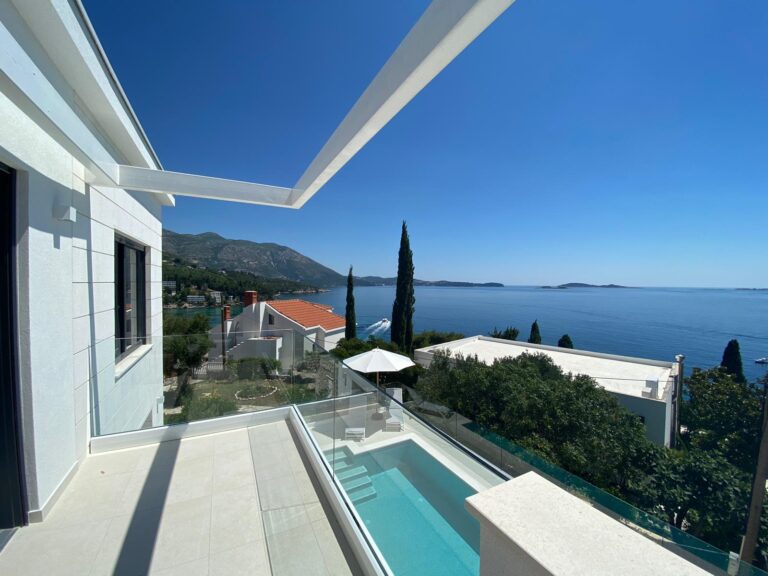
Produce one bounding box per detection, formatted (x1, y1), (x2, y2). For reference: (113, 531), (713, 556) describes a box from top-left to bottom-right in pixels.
(262, 505), (311, 538)
(77, 444), (157, 479)
(0, 519), (110, 576)
(165, 454), (215, 506)
(267, 521), (327, 576)
(257, 471), (304, 510)
(88, 505), (166, 576)
(209, 540), (270, 576)
(304, 501), (326, 523)
(150, 557), (209, 576)
(176, 435), (215, 462)
(149, 496), (212, 572)
(212, 428), (251, 456)
(213, 447), (256, 492)
(295, 471), (320, 505)
(43, 471), (134, 528)
(210, 484), (264, 554)
(312, 519), (355, 576)
(249, 421), (291, 445)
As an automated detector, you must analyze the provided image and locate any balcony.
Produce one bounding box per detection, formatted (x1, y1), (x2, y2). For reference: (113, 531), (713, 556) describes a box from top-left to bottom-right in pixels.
(0, 330), (761, 575)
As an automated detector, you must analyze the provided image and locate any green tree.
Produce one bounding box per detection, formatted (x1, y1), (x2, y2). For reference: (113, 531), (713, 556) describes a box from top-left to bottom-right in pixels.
(652, 449), (749, 548)
(418, 352), (653, 491)
(681, 368), (764, 473)
(489, 326), (519, 341)
(345, 266), (356, 340)
(412, 330), (465, 349)
(557, 334), (574, 349)
(391, 221), (415, 352)
(721, 339), (746, 384)
(528, 320), (541, 344)
(163, 315), (212, 376)
(331, 337), (399, 361)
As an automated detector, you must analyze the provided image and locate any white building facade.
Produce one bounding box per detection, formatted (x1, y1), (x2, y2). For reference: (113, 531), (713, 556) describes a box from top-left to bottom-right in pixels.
(0, 0), (168, 527)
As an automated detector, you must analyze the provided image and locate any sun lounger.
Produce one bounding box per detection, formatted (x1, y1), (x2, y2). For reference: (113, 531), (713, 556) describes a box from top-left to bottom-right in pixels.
(344, 394), (367, 440)
(385, 387), (404, 432)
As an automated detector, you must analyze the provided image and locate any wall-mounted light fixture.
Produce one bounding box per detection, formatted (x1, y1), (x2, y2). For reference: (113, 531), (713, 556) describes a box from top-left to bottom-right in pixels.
(53, 201), (77, 223)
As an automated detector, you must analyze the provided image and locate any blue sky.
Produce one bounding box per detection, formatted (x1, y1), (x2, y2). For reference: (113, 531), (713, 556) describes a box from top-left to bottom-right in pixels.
(85, 1), (767, 288)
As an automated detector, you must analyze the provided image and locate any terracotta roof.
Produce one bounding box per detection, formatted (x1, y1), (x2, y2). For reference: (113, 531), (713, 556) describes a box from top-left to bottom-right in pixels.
(266, 300), (345, 331)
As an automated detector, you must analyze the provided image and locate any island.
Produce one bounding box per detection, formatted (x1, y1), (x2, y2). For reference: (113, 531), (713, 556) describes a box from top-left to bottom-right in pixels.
(541, 283), (629, 289)
(356, 276), (503, 288)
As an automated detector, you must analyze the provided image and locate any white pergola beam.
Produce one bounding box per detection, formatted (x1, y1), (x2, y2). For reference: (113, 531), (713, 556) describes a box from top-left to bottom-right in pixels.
(93, 0), (514, 208)
(289, 0), (515, 208)
(115, 165), (294, 207)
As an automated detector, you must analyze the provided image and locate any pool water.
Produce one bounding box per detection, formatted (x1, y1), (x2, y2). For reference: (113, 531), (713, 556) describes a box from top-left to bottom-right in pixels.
(328, 441), (480, 576)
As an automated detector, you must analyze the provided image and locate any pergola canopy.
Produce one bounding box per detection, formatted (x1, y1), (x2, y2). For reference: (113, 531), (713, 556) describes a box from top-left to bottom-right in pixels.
(93, 0), (516, 208)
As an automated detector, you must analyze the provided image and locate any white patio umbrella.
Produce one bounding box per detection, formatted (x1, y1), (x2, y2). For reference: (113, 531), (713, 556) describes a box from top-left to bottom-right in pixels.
(342, 347), (415, 386)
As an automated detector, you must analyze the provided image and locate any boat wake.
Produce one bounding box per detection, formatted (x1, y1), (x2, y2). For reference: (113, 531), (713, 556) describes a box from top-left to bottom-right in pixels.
(366, 318), (391, 336)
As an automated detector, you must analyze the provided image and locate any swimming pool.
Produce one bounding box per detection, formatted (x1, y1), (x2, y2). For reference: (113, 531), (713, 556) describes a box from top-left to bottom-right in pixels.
(326, 440), (481, 576)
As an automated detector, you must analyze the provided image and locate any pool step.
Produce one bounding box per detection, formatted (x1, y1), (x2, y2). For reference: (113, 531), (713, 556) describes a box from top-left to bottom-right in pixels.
(342, 475), (372, 492)
(332, 459), (352, 472)
(323, 448), (351, 462)
(336, 465), (368, 482)
(348, 485), (377, 504)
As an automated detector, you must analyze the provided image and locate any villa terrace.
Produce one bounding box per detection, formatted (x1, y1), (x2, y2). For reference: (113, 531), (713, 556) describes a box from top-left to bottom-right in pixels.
(0, 419), (359, 576)
(1, 0), (765, 574)
(0, 331), (746, 575)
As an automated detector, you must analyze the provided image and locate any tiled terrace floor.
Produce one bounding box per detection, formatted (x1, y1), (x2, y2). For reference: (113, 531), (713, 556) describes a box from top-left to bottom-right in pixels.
(0, 420), (361, 576)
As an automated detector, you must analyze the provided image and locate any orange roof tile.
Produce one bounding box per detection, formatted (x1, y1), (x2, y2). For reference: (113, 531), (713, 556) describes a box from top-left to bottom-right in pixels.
(266, 300), (345, 331)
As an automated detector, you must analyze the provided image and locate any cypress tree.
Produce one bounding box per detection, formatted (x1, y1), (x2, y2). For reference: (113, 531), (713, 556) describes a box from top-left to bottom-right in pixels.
(721, 339), (746, 383)
(557, 334), (574, 349)
(391, 221), (415, 352)
(528, 320), (541, 344)
(345, 266), (356, 340)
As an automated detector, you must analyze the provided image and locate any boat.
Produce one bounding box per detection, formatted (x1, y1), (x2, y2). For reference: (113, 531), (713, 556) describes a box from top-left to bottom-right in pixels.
(756, 358), (768, 365)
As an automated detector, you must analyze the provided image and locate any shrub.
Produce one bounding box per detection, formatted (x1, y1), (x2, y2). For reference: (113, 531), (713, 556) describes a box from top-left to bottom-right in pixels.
(181, 395), (236, 421)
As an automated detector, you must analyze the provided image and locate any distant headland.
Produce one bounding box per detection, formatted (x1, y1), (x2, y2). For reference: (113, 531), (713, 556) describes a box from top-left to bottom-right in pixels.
(541, 283), (629, 289)
(357, 277), (504, 288)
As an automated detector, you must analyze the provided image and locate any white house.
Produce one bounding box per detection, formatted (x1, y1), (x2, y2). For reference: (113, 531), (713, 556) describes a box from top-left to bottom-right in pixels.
(208, 291), (346, 369)
(415, 336), (683, 447)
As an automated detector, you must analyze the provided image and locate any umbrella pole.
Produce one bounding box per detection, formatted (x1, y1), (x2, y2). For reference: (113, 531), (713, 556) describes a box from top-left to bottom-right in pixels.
(376, 372), (380, 387)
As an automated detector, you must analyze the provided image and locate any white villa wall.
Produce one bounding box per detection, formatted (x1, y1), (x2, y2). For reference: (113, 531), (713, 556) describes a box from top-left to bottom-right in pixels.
(0, 3), (164, 519)
(612, 392), (670, 447)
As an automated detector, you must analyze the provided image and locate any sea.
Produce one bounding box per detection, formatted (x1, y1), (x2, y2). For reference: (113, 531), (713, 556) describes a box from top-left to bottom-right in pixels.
(167, 286), (768, 382)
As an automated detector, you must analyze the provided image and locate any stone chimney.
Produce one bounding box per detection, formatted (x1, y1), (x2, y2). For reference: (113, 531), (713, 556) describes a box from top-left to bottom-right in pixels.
(243, 291), (258, 307)
(223, 305), (231, 321)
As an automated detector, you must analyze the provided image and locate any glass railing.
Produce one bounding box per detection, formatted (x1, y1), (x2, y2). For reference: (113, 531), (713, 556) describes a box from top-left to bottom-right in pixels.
(294, 347), (505, 576)
(93, 329), (335, 436)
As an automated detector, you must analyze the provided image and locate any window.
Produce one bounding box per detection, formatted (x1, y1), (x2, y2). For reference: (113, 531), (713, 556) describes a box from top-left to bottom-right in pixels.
(268, 314), (275, 326)
(115, 239), (146, 360)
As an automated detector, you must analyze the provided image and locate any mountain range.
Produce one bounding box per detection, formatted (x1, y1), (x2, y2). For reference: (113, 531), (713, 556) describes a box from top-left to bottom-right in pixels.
(163, 230), (503, 288)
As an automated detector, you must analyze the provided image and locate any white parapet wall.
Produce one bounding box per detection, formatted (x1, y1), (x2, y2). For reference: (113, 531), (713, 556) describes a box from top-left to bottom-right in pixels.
(465, 472), (710, 576)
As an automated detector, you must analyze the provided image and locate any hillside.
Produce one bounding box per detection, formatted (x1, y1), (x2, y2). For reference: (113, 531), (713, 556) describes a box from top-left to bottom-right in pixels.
(163, 230), (345, 288)
(163, 229), (503, 288)
(162, 260), (318, 300)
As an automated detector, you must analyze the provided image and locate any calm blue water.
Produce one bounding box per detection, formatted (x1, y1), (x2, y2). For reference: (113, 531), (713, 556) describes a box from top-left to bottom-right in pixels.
(286, 286), (768, 382)
(347, 441), (480, 576)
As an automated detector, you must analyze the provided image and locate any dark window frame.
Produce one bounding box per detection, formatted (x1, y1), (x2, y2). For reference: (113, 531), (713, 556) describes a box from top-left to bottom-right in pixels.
(114, 237), (146, 362)
(268, 313), (275, 326)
